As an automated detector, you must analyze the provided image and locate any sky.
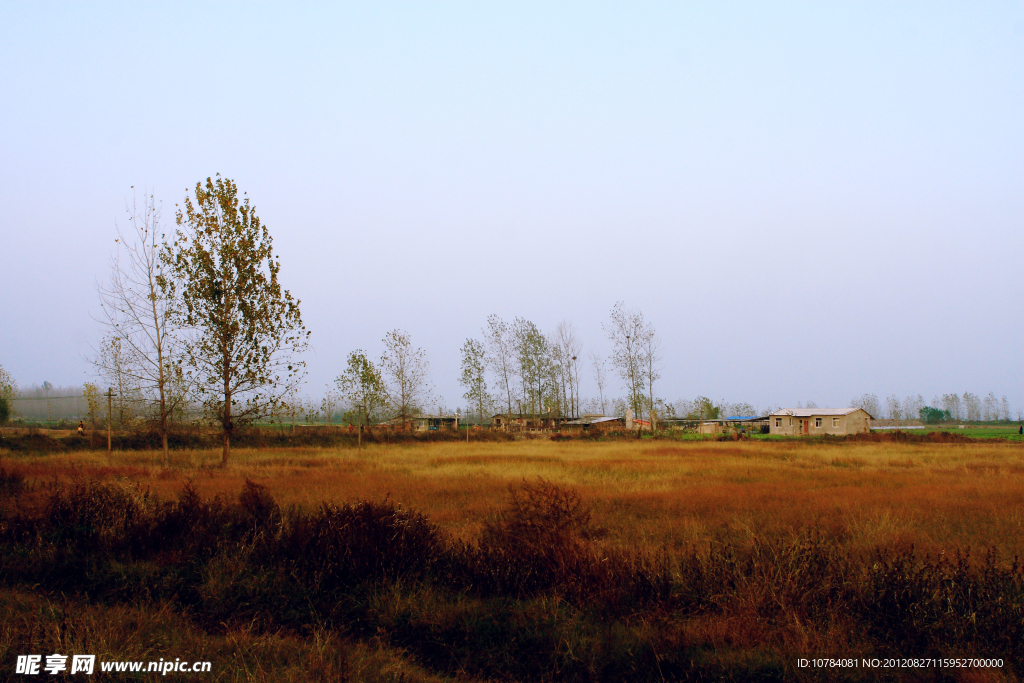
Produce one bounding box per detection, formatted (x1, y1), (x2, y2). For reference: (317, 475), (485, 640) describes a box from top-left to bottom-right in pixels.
(1, 2), (1022, 414)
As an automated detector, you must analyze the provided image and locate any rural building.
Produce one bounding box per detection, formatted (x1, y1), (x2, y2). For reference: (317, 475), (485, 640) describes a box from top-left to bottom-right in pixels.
(560, 415), (626, 434)
(379, 415), (459, 431)
(768, 408), (872, 436)
(662, 416), (768, 435)
(696, 416), (768, 435)
(491, 414), (575, 431)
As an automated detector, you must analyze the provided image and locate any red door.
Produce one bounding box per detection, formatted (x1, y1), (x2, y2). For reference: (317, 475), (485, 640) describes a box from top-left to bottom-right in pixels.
(803, 419), (809, 435)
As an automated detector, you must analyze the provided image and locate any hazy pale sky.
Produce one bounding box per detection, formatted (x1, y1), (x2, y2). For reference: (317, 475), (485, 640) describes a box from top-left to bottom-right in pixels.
(1, 2), (1021, 412)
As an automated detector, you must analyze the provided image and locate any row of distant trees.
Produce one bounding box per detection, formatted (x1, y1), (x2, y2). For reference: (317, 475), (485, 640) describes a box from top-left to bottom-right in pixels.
(2, 178), (1019, 451)
(458, 304), (662, 423)
(320, 303), (661, 429)
(4, 369), (1016, 433)
(847, 392), (1017, 423)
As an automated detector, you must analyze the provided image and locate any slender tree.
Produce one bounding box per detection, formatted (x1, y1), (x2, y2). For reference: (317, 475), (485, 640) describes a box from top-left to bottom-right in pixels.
(590, 352), (607, 416)
(336, 350), (386, 428)
(553, 321), (582, 418)
(512, 318), (549, 418)
(380, 329), (431, 429)
(459, 338), (488, 428)
(603, 302), (651, 419)
(642, 327), (661, 425)
(94, 192), (191, 463)
(852, 393), (881, 418)
(941, 393), (961, 422)
(885, 394), (902, 422)
(321, 385), (340, 426)
(165, 175), (309, 465)
(96, 336), (142, 428)
(484, 315), (516, 417)
(963, 392), (981, 421)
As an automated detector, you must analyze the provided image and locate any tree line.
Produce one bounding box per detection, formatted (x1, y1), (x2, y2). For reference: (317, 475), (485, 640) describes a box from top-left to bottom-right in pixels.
(2, 178), (1019, 455)
(849, 392), (1017, 423)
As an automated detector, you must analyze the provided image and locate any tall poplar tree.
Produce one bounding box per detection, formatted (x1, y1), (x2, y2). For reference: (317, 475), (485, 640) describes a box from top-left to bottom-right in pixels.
(165, 175), (309, 465)
(459, 338), (488, 426)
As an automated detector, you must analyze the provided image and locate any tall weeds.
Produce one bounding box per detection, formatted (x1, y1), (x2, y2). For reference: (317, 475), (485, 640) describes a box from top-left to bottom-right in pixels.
(1, 477), (1021, 681)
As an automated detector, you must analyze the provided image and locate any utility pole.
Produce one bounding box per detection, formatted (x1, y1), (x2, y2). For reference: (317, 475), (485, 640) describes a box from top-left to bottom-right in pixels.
(466, 406), (470, 444)
(106, 388), (115, 454)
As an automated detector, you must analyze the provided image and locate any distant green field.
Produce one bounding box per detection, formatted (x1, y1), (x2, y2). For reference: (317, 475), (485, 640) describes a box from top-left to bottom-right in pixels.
(927, 426), (1023, 439)
(743, 427), (1024, 441)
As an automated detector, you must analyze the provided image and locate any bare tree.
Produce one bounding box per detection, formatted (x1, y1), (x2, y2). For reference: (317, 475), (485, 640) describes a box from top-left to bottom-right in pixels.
(484, 315), (517, 417)
(642, 328), (661, 425)
(95, 192), (188, 463)
(603, 302), (651, 419)
(553, 321), (582, 418)
(590, 352), (608, 415)
(381, 329), (431, 429)
(885, 394), (902, 423)
(851, 393), (881, 418)
(941, 393), (962, 422)
(320, 385), (341, 425)
(96, 336), (142, 428)
(982, 392), (999, 422)
(963, 392), (981, 421)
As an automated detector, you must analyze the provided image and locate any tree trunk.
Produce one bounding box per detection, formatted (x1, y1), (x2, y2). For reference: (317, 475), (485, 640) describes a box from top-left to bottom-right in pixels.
(222, 361), (232, 466)
(160, 408), (169, 466)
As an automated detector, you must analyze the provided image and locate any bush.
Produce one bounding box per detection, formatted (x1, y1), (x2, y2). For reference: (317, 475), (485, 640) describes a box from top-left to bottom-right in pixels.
(285, 499), (442, 589)
(0, 465), (26, 497)
(2, 478), (1023, 680)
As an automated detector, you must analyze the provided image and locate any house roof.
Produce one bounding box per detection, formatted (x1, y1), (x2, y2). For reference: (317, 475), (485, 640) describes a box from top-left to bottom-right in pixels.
(379, 414), (458, 424)
(770, 408), (872, 418)
(562, 416), (624, 425)
(663, 416), (768, 423)
(492, 414), (571, 419)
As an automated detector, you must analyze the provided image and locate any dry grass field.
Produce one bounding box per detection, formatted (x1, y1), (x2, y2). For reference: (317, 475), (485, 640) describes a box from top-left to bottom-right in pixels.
(6, 438), (1023, 554)
(2, 436), (1023, 681)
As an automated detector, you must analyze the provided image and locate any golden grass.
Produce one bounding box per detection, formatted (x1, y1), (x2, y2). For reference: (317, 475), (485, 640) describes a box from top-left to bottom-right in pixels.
(4, 438), (1023, 556)
(0, 589), (455, 683)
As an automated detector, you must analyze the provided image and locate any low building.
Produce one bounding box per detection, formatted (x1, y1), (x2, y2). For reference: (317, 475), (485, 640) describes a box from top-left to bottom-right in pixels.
(768, 408), (872, 436)
(379, 415), (459, 431)
(491, 414), (574, 431)
(560, 415), (626, 433)
(663, 416), (768, 435)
